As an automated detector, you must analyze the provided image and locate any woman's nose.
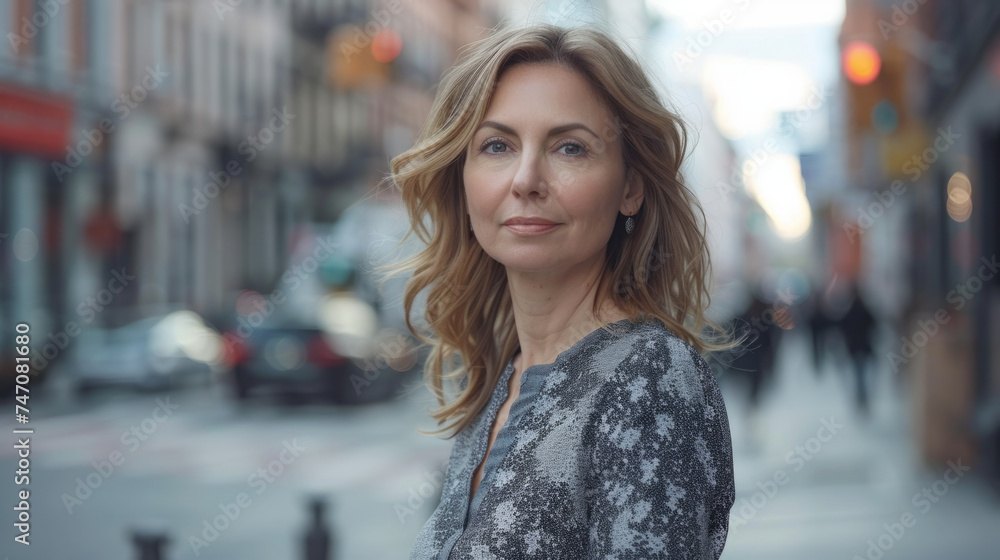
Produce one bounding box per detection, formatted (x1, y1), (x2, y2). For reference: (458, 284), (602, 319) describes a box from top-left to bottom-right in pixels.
(509, 149), (548, 197)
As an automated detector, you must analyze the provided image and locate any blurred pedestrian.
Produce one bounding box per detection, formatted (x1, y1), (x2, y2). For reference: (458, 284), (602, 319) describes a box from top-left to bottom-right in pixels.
(837, 283), (877, 418)
(724, 288), (780, 451)
(731, 292), (778, 413)
(805, 288), (832, 376)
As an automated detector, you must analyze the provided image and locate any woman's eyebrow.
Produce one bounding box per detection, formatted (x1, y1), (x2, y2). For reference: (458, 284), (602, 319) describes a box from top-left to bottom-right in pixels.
(475, 120), (600, 139)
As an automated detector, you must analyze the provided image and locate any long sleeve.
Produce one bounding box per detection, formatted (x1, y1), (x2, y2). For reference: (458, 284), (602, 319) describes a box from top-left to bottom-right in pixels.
(410, 319), (734, 559)
(583, 335), (735, 559)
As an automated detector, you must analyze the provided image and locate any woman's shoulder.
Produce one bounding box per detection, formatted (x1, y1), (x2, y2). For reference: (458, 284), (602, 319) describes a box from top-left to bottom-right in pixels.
(601, 318), (709, 369)
(596, 318), (716, 407)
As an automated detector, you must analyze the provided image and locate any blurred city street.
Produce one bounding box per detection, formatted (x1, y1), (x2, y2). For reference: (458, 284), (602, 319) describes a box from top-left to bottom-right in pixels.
(1, 369), (453, 559)
(2, 0), (999, 558)
(3, 331), (998, 559)
(721, 330), (1000, 560)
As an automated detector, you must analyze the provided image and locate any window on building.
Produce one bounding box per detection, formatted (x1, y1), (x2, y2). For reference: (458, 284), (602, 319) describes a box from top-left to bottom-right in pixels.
(69, 0), (89, 78)
(122, 0), (136, 87)
(13, 0), (35, 60)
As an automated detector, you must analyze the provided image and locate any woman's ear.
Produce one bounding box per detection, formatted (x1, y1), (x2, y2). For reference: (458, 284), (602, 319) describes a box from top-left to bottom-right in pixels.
(621, 167), (644, 215)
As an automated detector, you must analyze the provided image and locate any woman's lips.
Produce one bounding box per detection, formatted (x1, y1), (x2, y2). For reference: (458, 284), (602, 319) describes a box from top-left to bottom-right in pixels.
(504, 223), (560, 234)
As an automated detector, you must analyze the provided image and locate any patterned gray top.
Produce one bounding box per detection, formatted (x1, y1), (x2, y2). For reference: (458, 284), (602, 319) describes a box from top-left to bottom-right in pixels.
(409, 318), (735, 559)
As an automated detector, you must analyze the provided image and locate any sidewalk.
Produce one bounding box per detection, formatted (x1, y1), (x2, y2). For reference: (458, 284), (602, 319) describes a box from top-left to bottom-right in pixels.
(720, 330), (1000, 559)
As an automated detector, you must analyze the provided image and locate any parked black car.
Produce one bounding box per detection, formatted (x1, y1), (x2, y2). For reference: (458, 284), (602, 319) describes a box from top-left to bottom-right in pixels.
(222, 292), (422, 405)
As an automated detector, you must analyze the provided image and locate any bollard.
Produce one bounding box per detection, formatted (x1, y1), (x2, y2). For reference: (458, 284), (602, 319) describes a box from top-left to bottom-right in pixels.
(129, 524), (170, 560)
(303, 495), (333, 560)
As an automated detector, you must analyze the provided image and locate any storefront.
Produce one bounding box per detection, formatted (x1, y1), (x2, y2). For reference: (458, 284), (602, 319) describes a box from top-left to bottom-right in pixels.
(0, 82), (75, 341)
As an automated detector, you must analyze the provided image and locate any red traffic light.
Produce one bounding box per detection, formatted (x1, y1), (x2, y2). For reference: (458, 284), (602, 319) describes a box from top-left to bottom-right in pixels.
(371, 29), (402, 64)
(843, 41), (881, 85)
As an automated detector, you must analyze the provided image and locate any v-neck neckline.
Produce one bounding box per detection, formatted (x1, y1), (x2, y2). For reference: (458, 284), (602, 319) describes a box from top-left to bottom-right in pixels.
(509, 317), (638, 378)
(461, 317), (640, 529)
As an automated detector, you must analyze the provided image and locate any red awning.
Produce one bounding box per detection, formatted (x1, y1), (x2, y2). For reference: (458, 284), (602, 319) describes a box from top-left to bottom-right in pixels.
(0, 82), (74, 160)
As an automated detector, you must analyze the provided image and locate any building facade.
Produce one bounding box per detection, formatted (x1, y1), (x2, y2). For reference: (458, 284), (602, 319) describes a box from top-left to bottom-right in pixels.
(0, 0), (505, 369)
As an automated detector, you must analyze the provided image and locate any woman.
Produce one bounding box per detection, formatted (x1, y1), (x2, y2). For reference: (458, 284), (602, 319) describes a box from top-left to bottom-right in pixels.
(380, 22), (736, 559)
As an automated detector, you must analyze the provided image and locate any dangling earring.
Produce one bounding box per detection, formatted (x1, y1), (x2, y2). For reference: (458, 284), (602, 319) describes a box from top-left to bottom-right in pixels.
(625, 214), (635, 235)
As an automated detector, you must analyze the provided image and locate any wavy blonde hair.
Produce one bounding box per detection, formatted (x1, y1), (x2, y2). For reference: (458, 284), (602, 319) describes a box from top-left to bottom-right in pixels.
(375, 22), (732, 439)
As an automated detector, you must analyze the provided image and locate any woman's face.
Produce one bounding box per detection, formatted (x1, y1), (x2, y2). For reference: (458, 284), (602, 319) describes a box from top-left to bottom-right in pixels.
(463, 62), (643, 274)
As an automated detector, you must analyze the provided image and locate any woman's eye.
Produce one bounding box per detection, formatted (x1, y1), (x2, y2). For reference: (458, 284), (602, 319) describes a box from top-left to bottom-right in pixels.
(478, 138), (586, 156)
(558, 142), (587, 157)
(481, 138), (508, 154)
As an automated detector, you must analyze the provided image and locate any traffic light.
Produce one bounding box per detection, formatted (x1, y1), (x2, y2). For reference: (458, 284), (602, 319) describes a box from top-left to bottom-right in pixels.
(326, 26), (402, 90)
(843, 40), (881, 85)
(842, 38), (907, 135)
(841, 36), (927, 180)
(371, 29), (402, 64)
